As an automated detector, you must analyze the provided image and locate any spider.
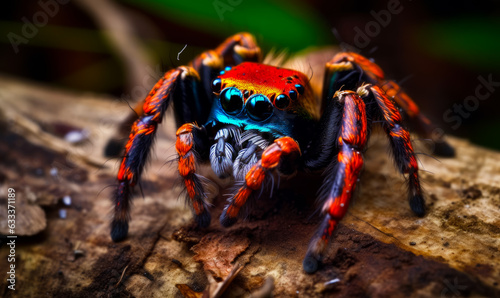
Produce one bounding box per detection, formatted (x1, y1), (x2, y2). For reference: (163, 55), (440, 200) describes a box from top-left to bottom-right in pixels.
(108, 33), (454, 273)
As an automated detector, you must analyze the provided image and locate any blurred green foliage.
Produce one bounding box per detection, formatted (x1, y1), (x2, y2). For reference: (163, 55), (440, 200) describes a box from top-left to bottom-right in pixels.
(0, 21), (108, 53)
(121, 0), (331, 51)
(419, 17), (500, 70)
(1, 0), (499, 149)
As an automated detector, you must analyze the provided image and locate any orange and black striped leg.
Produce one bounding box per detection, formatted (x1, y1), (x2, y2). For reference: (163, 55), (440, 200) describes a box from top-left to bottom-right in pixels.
(106, 33), (261, 157)
(190, 32), (261, 73)
(322, 52), (385, 106)
(104, 97), (147, 157)
(304, 90), (368, 273)
(220, 137), (301, 227)
(111, 116), (155, 241)
(210, 32), (261, 66)
(323, 52), (454, 157)
(360, 84), (426, 216)
(176, 123), (212, 227)
(104, 63), (203, 157)
(191, 32), (261, 100)
(111, 67), (198, 241)
(381, 80), (455, 157)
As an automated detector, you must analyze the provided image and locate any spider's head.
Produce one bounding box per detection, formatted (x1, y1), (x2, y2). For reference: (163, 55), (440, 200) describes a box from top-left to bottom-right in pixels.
(208, 62), (317, 139)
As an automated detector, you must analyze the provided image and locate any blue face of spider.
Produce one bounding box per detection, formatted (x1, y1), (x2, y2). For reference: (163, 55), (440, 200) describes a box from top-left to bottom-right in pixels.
(206, 62), (318, 141)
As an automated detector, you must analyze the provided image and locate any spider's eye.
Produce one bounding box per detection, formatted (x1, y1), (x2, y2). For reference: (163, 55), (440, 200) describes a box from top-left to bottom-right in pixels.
(295, 84), (304, 95)
(220, 87), (243, 115)
(212, 78), (222, 93)
(246, 94), (273, 121)
(275, 94), (290, 109)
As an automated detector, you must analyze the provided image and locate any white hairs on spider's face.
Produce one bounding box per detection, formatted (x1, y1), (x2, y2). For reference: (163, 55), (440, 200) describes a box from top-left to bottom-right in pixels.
(209, 126), (272, 181)
(210, 141), (234, 178)
(240, 130), (270, 150)
(233, 147), (259, 181)
(233, 130), (270, 180)
(214, 125), (241, 145)
(209, 126), (241, 178)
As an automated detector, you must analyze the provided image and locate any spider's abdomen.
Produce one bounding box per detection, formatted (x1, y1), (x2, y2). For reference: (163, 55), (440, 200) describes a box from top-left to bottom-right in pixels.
(207, 62), (318, 142)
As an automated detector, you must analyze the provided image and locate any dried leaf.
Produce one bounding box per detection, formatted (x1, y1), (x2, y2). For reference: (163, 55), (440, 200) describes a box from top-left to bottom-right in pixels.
(192, 232), (250, 279)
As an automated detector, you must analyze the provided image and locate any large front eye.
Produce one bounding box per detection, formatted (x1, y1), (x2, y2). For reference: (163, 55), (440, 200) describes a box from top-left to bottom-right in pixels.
(246, 94), (273, 121)
(220, 87), (243, 115)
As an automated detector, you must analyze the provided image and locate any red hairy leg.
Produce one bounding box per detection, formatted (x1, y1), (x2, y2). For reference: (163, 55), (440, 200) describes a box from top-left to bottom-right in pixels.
(190, 32), (260, 73)
(219, 137), (301, 227)
(327, 52), (385, 81)
(380, 80), (455, 156)
(304, 90), (368, 273)
(327, 53), (418, 119)
(194, 32), (261, 67)
(188, 32), (261, 104)
(105, 32), (261, 157)
(322, 52), (384, 102)
(359, 84), (426, 216)
(324, 52), (454, 156)
(176, 123), (211, 227)
(111, 66), (198, 241)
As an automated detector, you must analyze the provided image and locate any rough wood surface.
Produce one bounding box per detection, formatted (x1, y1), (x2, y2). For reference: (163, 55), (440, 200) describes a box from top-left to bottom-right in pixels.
(0, 75), (499, 297)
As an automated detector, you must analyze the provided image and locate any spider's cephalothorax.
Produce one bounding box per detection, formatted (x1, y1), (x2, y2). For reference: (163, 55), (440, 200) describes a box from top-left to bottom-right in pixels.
(108, 33), (455, 273)
(205, 62), (317, 177)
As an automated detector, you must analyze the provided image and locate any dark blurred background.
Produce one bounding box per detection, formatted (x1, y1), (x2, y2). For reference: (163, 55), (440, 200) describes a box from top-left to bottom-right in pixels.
(1, 0), (499, 149)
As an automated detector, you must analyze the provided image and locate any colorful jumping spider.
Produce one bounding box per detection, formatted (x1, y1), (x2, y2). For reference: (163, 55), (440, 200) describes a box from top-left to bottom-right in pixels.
(107, 33), (454, 273)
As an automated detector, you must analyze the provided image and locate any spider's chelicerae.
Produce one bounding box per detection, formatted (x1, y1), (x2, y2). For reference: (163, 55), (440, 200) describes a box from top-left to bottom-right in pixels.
(108, 33), (454, 273)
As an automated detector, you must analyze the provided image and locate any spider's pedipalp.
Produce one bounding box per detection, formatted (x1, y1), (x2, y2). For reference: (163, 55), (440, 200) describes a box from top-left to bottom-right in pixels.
(220, 136), (301, 227)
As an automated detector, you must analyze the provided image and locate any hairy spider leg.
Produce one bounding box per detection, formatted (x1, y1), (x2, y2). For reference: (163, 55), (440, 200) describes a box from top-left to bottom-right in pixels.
(105, 32), (262, 157)
(381, 80), (455, 156)
(111, 66), (199, 241)
(322, 52), (454, 157)
(360, 84), (426, 216)
(303, 90), (368, 273)
(301, 52), (380, 171)
(321, 52), (384, 105)
(110, 33), (263, 240)
(191, 32), (261, 71)
(176, 123), (211, 227)
(219, 137), (301, 227)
